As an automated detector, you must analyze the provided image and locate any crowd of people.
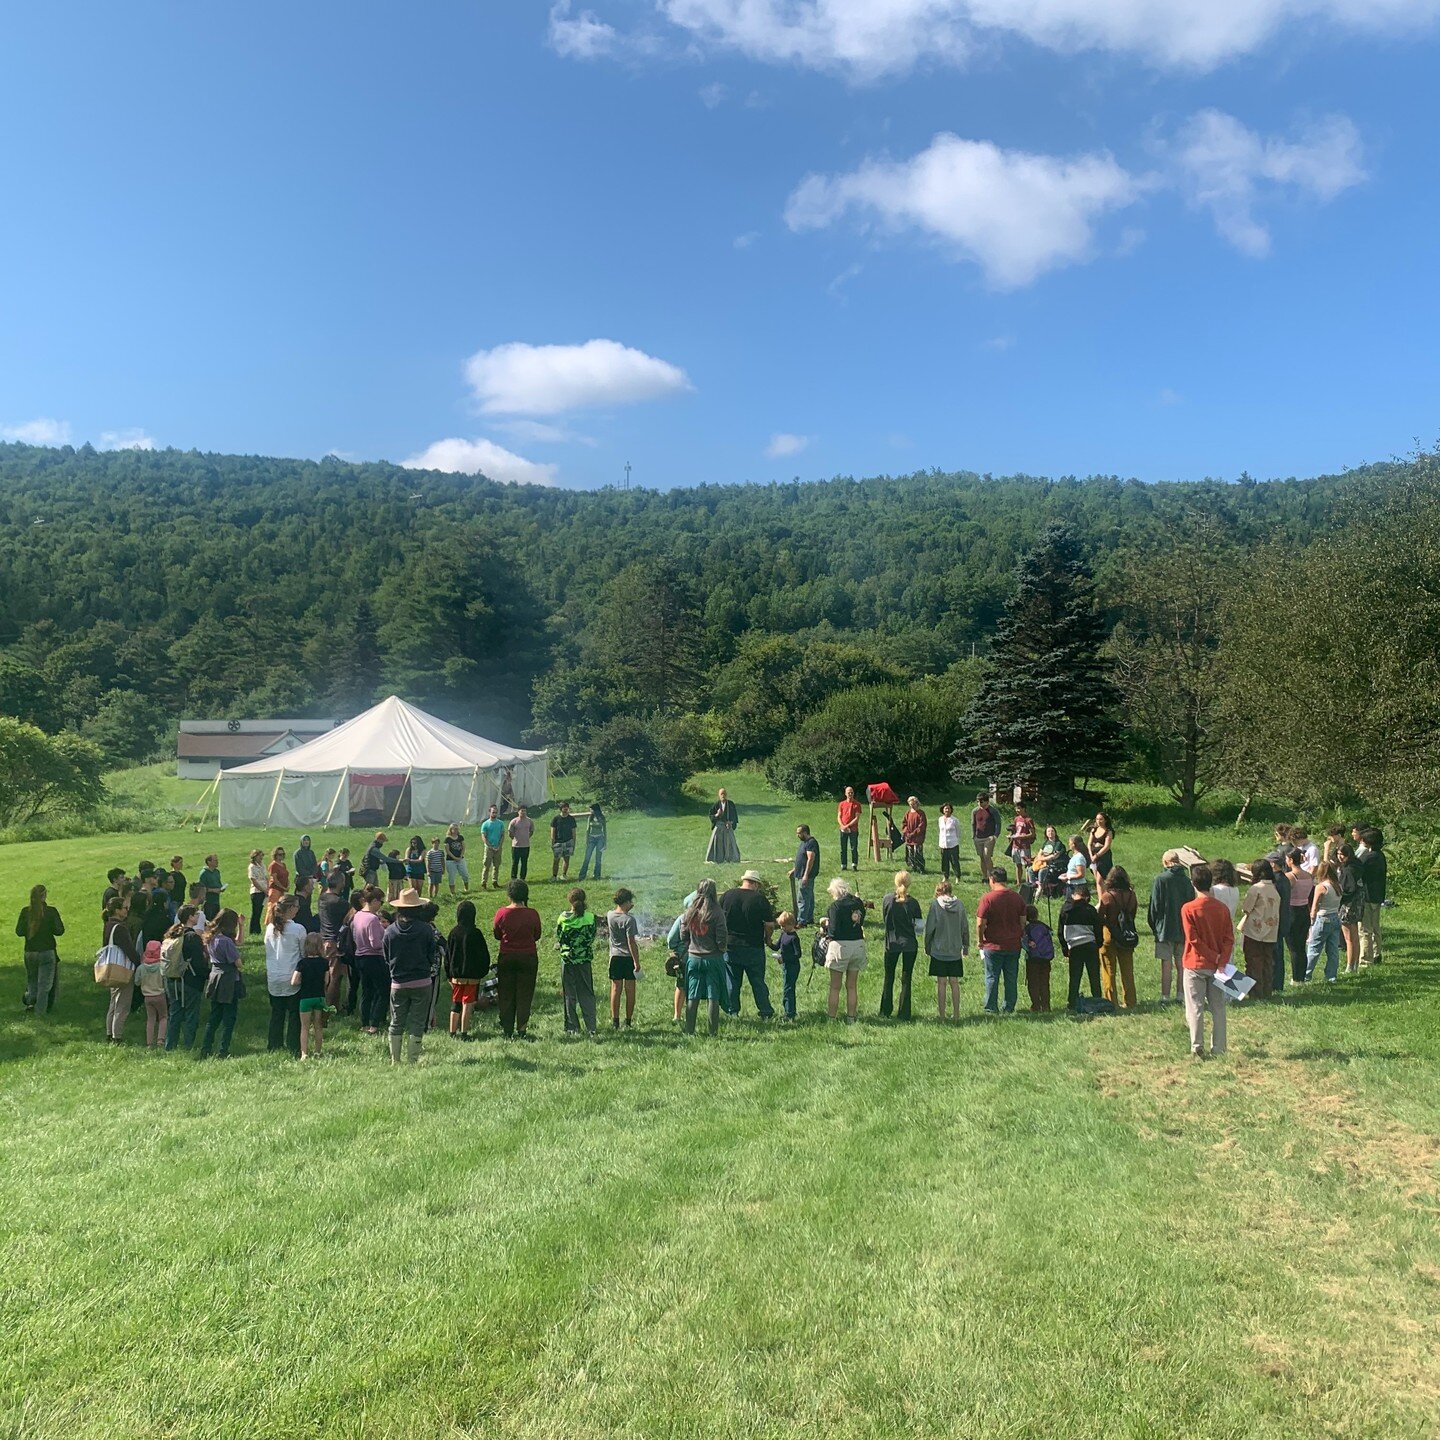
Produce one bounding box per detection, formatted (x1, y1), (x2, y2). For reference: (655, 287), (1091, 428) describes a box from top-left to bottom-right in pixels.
(16, 788), (1390, 1062)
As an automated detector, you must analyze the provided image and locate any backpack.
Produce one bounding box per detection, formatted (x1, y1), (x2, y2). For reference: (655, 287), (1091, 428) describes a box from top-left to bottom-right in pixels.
(1024, 923), (1054, 963)
(1110, 906), (1140, 948)
(160, 935), (188, 981)
(337, 918), (358, 963)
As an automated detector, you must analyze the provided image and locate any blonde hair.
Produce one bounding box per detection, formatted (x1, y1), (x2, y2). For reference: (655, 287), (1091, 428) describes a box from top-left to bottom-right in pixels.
(893, 870), (910, 901)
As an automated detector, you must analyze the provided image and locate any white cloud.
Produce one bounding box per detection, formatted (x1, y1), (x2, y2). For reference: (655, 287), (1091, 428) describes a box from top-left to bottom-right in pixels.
(1157, 387), (1183, 406)
(494, 418), (599, 448)
(464, 339), (693, 415)
(2, 417), (71, 445)
(766, 432), (811, 457)
(983, 334), (1016, 351)
(402, 438), (560, 487)
(548, 1), (619, 58)
(1172, 110), (1366, 257)
(733, 230), (760, 249)
(99, 428), (156, 451)
(699, 80), (727, 107)
(787, 132), (1143, 288)
(639, 0), (1440, 75)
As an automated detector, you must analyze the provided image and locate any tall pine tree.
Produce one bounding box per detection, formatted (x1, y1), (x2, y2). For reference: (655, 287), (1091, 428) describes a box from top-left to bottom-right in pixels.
(960, 524), (1124, 799)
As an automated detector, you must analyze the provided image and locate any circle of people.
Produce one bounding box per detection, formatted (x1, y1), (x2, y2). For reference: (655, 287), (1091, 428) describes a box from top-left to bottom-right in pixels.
(16, 787), (1388, 1064)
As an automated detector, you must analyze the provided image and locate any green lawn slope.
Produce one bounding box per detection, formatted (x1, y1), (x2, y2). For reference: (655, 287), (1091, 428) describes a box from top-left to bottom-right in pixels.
(1, 771), (1436, 1439)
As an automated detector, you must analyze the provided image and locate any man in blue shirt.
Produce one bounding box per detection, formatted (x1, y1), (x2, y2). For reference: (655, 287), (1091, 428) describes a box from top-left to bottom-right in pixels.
(479, 805), (506, 890)
(789, 824), (820, 927)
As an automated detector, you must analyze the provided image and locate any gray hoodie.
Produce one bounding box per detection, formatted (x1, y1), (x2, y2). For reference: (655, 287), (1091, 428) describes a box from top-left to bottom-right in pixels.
(924, 894), (970, 961)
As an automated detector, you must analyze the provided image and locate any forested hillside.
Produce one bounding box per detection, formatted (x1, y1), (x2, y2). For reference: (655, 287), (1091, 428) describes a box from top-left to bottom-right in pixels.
(0, 440), (1432, 815)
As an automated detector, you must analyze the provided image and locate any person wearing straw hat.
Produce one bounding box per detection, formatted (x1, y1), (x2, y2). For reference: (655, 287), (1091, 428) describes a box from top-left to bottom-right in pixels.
(720, 870), (777, 1020)
(383, 887), (443, 1065)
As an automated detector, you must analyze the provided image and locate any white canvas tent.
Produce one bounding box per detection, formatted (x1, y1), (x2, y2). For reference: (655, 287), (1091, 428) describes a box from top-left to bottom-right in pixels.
(216, 695), (548, 829)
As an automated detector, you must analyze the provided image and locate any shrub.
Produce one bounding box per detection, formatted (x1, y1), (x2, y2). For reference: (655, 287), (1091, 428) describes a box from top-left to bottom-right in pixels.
(0, 718), (106, 826)
(765, 685), (958, 800)
(570, 713), (692, 809)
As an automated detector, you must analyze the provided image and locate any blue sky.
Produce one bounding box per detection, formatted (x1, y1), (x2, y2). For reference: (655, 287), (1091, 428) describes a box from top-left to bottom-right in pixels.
(1, 0), (1436, 489)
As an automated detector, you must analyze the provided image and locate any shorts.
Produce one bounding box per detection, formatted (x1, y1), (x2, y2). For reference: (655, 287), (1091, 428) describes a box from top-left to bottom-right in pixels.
(929, 957), (964, 978)
(1011, 846), (1033, 865)
(298, 997), (327, 1014)
(1155, 939), (1183, 963)
(825, 939), (868, 973)
(552, 841), (575, 859)
(451, 982), (480, 1006)
(608, 954), (637, 982)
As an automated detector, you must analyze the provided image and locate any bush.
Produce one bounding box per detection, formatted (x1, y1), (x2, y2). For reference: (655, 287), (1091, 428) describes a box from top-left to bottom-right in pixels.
(765, 685), (959, 800)
(0, 718), (106, 826)
(570, 713), (692, 809)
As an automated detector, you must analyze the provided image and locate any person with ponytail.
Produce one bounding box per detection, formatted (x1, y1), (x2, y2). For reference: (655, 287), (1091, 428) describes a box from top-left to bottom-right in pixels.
(200, 908), (245, 1059)
(16, 884), (64, 1017)
(263, 895), (304, 1056)
(879, 870), (922, 1021)
(680, 878), (729, 1036)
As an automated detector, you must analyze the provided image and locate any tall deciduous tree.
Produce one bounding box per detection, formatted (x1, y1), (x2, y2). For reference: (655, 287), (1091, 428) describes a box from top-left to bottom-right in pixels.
(0, 718), (105, 826)
(960, 524), (1124, 799)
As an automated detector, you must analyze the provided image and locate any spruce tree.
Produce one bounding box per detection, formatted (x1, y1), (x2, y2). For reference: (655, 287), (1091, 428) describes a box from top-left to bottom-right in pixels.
(960, 524), (1124, 799)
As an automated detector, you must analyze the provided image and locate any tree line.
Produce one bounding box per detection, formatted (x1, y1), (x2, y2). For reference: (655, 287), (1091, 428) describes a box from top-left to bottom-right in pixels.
(0, 439), (1430, 821)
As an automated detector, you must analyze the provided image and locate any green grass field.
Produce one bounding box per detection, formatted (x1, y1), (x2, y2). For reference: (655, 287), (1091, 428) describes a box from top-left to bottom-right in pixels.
(2, 771), (1437, 1439)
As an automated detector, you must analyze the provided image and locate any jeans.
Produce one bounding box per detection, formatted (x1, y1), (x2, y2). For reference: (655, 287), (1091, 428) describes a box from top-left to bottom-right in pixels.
(562, 961), (597, 1033)
(983, 949), (1020, 1013)
(165, 979), (202, 1050)
(201, 999), (238, 1057)
(940, 847), (960, 881)
(880, 947), (917, 1019)
(1066, 945), (1100, 1009)
(724, 945), (774, 1018)
(1305, 912), (1341, 982)
(445, 858), (470, 890)
(267, 992), (301, 1054)
(388, 984), (432, 1063)
(358, 955), (390, 1029)
(511, 846), (530, 880)
(1183, 969), (1227, 1055)
(1288, 908), (1311, 982)
(496, 952), (538, 1036)
(578, 838), (605, 881)
(796, 881), (815, 927)
(24, 950), (58, 1016)
(839, 830), (859, 869)
(249, 892), (266, 936)
(781, 954), (800, 1019)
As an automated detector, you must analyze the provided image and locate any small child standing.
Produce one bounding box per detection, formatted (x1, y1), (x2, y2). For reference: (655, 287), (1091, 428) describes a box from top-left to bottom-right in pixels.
(292, 932), (330, 1059)
(769, 910), (803, 1022)
(384, 850), (406, 902)
(136, 939), (169, 1048)
(425, 838), (446, 899)
(555, 887), (599, 1036)
(1020, 904), (1054, 1013)
(607, 888), (641, 1030)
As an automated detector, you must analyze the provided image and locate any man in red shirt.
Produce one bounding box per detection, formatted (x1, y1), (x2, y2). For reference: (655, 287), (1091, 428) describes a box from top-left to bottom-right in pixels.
(976, 870), (1027, 1014)
(1181, 863), (1233, 1057)
(837, 787), (862, 872)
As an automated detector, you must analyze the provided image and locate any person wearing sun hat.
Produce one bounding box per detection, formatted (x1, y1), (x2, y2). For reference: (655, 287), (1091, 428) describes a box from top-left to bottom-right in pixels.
(719, 869), (776, 1019)
(382, 887), (443, 1064)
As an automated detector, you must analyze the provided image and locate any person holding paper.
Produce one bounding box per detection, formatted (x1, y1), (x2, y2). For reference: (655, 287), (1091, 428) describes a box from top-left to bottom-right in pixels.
(1181, 865), (1234, 1059)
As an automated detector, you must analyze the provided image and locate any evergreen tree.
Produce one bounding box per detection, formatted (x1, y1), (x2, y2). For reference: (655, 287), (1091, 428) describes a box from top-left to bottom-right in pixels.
(960, 524), (1125, 798)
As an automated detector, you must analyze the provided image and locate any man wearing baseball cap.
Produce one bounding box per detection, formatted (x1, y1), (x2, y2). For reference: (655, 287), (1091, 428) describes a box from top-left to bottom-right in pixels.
(720, 870), (777, 1020)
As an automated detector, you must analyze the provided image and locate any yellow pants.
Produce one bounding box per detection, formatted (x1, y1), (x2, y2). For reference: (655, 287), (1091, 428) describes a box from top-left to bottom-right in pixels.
(1099, 943), (1137, 1008)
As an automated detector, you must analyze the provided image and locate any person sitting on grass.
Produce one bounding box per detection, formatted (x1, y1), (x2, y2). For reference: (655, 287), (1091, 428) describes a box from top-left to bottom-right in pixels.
(607, 887), (641, 1030)
(446, 900), (492, 1040)
(292, 932), (330, 1060)
(923, 878), (968, 1023)
(555, 887), (599, 1038)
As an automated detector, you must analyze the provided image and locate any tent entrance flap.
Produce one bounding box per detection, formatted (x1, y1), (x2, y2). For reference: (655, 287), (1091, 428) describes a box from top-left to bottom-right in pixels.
(348, 773), (410, 827)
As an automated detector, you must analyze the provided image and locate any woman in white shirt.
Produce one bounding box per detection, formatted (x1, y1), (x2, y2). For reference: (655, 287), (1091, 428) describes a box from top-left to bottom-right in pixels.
(247, 849), (267, 939)
(264, 896), (305, 1056)
(1209, 859), (1240, 964)
(937, 803), (961, 882)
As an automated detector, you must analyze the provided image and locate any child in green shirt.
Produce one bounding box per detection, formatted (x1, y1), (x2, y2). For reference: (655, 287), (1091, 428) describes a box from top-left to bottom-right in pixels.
(555, 887), (599, 1037)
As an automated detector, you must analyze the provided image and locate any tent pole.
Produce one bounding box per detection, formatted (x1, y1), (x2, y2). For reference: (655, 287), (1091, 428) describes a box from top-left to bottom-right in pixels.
(193, 772), (220, 832)
(463, 765), (481, 823)
(323, 769), (349, 829)
(388, 766), (414, 829)
(264, 767), (286, 827)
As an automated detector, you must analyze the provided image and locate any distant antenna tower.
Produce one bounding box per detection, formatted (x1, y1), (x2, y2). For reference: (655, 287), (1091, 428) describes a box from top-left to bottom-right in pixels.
(624, 461), (632, 490)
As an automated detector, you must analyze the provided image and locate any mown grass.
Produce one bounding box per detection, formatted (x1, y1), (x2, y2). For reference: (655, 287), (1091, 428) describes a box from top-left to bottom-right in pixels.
(1, 771), (1437, 1439)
